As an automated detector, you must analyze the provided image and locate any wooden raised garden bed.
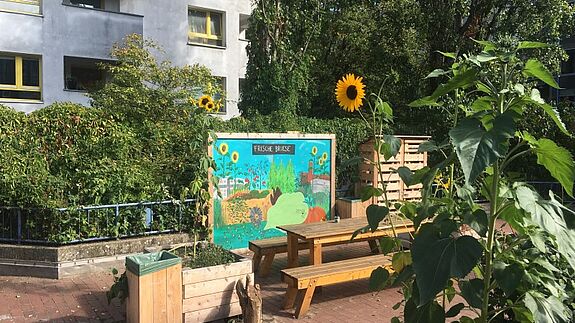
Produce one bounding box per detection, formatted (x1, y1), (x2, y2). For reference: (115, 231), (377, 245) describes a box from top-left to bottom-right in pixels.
(182, 254), (253, 322)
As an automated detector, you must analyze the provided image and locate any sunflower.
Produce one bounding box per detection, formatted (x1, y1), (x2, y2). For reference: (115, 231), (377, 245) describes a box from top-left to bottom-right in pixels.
(205, 101), (215, 112)
(311, 146), (318, 156)
(198, 95), (212, 108)
(335, 73), (366, 112)
(231, 151), (239, 163)
(319, 158), (325, 166)
(321, 152), (328, 160)
(219, 143), (229, 155)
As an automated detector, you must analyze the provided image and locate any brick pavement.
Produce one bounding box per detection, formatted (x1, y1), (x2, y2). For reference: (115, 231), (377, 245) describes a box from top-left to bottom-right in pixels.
(0, 243), (403, 322)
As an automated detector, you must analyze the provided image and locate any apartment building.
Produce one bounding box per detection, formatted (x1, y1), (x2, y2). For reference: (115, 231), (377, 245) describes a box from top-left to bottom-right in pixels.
(0, 0), (251, 118)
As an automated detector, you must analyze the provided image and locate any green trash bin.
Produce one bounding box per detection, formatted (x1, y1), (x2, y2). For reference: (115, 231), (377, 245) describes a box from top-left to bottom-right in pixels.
(126, 251), (181, 276)
(125, 251), (182, 323)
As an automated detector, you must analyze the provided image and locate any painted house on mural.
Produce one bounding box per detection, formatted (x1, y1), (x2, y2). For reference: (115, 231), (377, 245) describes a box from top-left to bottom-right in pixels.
(0, 0), (250, 119)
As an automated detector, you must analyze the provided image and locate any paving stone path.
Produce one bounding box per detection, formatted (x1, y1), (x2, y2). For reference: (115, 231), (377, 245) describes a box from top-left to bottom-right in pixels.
(0, 244), (402, 322)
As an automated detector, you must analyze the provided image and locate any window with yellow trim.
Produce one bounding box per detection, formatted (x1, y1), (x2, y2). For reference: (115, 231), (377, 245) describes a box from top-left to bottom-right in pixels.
(0, 0), (41, 15)
(188, 8), (224, 47)
(0, 54), (41, 101)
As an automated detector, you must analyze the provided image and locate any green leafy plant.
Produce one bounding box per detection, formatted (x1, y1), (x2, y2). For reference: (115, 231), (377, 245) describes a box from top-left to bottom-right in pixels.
(173, 243), (237, 269)
(369, 40), (575, 323)
(107, 268), (128, 304)
(0, 35), (219, 243)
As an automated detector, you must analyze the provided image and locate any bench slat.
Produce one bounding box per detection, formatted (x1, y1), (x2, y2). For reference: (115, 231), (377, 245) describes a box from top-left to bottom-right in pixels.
(282, 254), (391, 279)
(281, 254), (394, 317)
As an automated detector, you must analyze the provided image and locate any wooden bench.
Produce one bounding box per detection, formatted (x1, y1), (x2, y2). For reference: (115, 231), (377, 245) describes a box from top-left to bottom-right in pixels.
(249, 237), (310, 277)
(281, 254), (392, 318)
(249, 236), (381, 277)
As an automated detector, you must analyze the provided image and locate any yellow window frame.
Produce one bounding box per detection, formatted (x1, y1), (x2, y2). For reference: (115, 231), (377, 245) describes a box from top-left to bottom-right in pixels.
(0, 54), (42, 101)
(0, 0), (42, 15)
(188, 9), (223, 42)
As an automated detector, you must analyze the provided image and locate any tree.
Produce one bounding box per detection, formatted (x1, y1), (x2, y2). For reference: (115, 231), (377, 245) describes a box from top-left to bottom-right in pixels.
(241, 0), (575, 139)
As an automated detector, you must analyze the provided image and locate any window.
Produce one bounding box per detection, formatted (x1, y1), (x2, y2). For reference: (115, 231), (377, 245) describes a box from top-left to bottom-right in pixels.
(561, 49), (575, 75)
(0, 54), (41, 101)
(64, 56), (107, 91)
(188, 8), (224, 47)
(239, 14), (250, 40)
(0, 0), (41, 15)
(64, 0), (104, 9)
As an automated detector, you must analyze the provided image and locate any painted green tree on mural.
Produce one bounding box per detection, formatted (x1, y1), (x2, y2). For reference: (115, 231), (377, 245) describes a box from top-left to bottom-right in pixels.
(268, 161), (296, 193)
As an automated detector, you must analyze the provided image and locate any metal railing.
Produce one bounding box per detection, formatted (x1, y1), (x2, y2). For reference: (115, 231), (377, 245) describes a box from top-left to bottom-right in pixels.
(0, 199), (196, 245)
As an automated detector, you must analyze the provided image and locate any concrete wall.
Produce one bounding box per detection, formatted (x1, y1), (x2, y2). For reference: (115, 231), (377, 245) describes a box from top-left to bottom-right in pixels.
(0, 1), (143, 113)
(121, 0), (251, 118)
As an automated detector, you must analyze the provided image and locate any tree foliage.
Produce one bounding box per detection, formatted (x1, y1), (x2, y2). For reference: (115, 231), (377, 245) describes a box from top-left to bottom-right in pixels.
(241, 0), (575, 143)
(0, 35), (220, 242)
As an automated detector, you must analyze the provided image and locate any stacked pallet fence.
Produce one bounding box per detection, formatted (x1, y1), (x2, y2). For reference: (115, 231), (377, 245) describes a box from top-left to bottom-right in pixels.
(356, 136), (430, 209)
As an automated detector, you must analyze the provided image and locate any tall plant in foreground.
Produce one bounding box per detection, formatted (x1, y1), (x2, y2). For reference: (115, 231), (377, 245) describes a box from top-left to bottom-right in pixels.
(334, 74), (409, 253)
(367, 41), (575, 322)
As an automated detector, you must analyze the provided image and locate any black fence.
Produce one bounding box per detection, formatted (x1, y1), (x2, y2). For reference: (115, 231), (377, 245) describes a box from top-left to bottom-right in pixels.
(0, 199), (197, 245)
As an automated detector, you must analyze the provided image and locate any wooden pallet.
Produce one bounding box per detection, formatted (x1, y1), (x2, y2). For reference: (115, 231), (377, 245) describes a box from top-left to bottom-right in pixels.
(356, 135), (430, 209)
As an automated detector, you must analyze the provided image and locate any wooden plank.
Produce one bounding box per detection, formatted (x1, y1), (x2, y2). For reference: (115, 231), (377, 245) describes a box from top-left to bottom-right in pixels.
(297, 265), (391, 289)
(183, 273), (253, 299)
(182, 260), (252, 284)
(183, 302), (242, 323)
(279, 217), (414, 240)
(126, 270), (140, 323)
(309, 240), (322, 266)
(295, 279), (317, 318)
(139, 272), (154, 323)
(282, 254), (392, 278)
(287, 233), (299, 268)
(182, 290), (239, 313)
(152, 269), (168, 323)
(167, 264), (182, 323)
(330, 136), (336, 218)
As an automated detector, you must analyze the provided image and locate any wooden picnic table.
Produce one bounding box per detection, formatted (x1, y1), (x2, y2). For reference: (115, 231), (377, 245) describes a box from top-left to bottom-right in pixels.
(277, 216), (414, 268)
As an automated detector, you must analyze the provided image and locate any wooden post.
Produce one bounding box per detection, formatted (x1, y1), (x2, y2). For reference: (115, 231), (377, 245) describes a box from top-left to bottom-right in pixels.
(235, 274), (262, 323)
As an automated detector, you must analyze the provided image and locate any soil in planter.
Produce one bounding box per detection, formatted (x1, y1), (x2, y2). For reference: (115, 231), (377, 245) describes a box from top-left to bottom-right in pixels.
(173, 243), (236, 269)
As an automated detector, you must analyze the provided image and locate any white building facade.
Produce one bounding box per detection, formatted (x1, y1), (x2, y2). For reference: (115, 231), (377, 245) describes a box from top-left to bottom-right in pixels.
(0, 0), (251, 118)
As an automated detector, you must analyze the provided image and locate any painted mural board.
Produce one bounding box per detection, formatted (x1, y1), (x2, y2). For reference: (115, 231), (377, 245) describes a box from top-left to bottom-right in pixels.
(209, 133), (336, 250)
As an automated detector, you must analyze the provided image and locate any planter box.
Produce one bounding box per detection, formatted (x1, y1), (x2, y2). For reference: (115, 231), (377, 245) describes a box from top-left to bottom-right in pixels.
(335, 197), (371, 219)
(181, 253), (253, 323)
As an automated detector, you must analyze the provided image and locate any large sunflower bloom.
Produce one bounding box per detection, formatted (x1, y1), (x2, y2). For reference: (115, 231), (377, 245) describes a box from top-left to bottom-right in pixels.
(198, 95), (212, 108)
(321, 152), (328, 160)
(335, 74), (366, 112)
(231, 151), (239, 163)
(311, 146), (318, 156)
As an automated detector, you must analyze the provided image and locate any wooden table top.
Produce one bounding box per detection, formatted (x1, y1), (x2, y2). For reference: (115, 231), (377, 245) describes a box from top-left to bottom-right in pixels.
(277, 216), (414, 240)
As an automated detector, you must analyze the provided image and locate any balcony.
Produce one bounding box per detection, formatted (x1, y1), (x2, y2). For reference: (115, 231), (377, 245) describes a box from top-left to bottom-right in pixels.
(45, 1), (143, 58)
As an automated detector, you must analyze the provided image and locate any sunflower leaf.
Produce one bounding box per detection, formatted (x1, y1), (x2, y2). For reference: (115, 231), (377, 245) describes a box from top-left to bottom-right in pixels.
(523, 59), (560, 89)
(449, 113), (515, 185)
(430, 69), (478, 99)
(408, 96), (442, 107)
(425, 69), (451, 79)
(517, 41), (549, 50)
